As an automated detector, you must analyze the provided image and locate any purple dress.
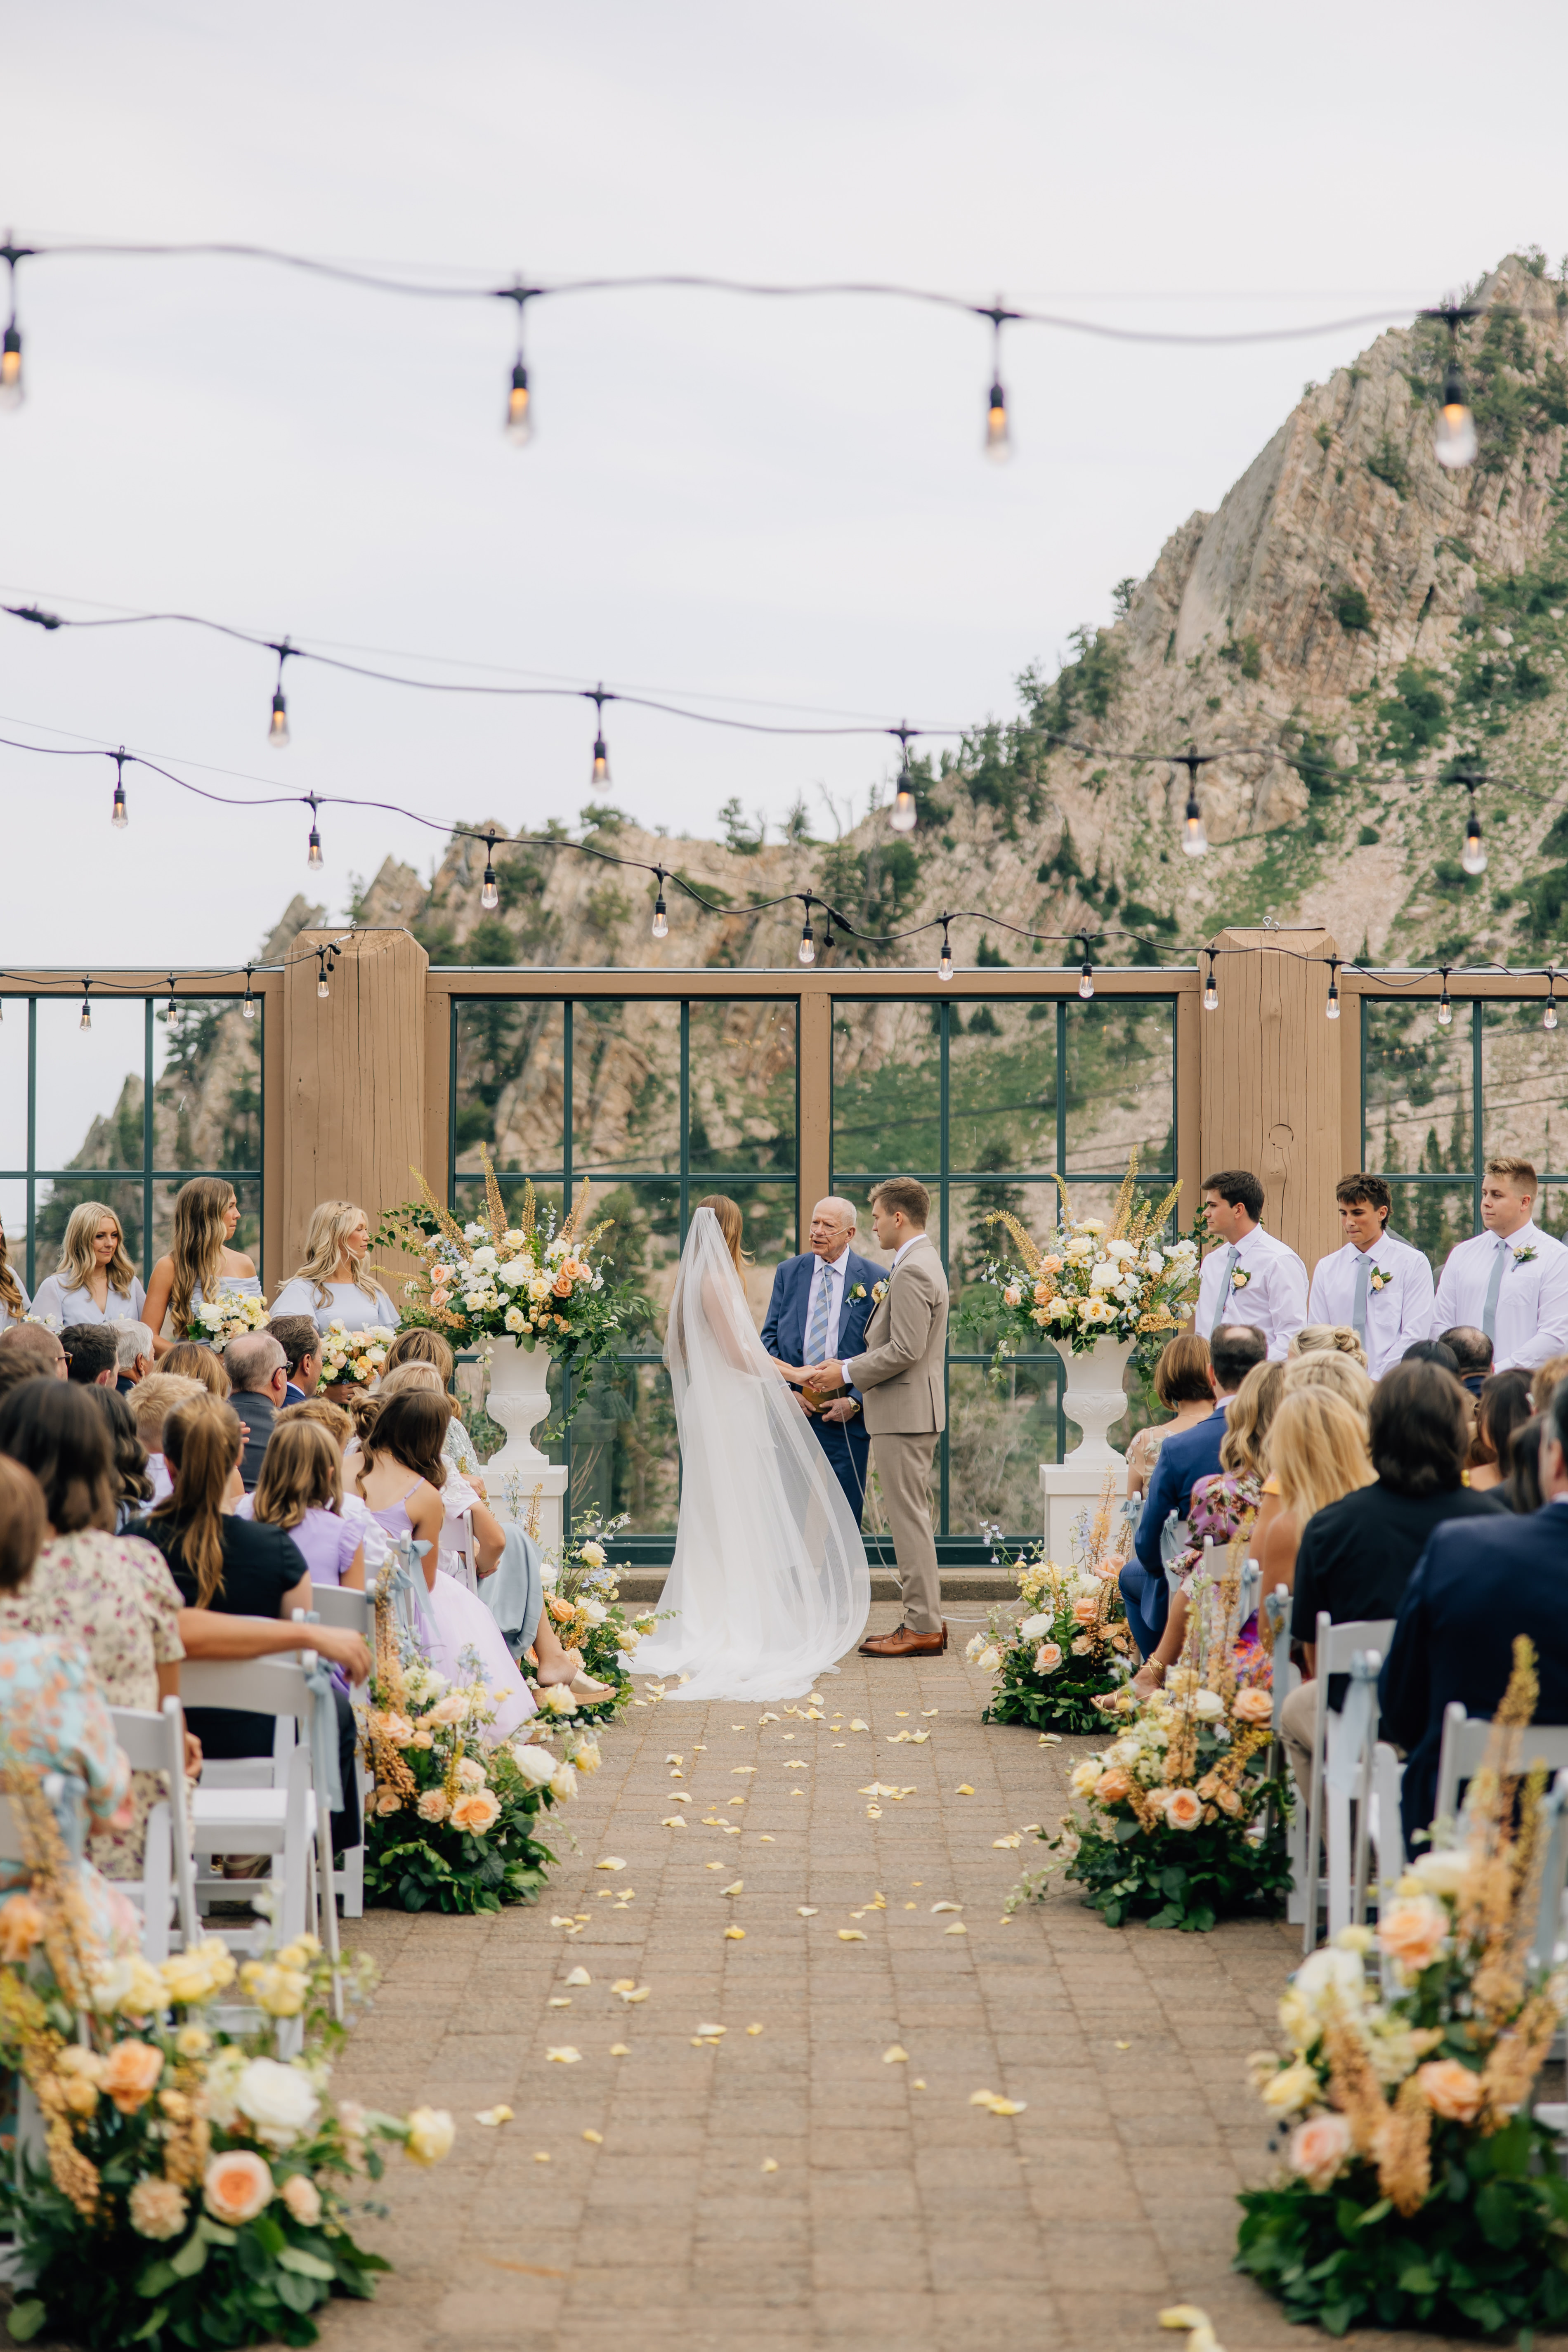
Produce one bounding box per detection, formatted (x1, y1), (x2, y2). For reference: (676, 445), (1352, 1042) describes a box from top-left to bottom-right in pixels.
(234, 1500), (362, 1585)
(365, 1481), (535, 1742)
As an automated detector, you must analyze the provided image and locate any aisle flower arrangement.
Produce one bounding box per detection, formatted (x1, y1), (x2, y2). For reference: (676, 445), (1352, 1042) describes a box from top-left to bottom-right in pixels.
(0, 1767), (452, 2352)
(360, 1579), (571, 1913)
(318, 1321), (396, 1389)
(375, 1148), (645, 1424)
(965, 1153), (1201, 1369)
(537, 1510), (661, 1721)
(1237, 1639), (1568, 2340)
(1011, 1547), (1288, 1931)
(187, 1290), (273, 1346)
(966, 1476), (1136, 1733)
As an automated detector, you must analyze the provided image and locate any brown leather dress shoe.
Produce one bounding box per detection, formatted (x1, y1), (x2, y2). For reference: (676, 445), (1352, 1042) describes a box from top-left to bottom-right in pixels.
(859, 1622), (948, 1657)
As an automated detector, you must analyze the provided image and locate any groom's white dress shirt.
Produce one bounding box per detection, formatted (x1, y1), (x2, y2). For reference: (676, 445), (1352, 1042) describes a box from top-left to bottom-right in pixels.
(804, 1249), (850, 1361)
(890, 1233), (931, 1272)
(1306, 1232), (1435, 1379)
(1430, 1218), (1568, 1371)
(1193, 1223), (1307, 1362)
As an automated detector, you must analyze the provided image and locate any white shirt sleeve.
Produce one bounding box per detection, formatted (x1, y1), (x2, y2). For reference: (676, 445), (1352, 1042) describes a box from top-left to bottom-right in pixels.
(1263, 1242), (1308, 1361)
(1513, 1242), (1568, 1370)
(1396, 1246), (1437, 1354)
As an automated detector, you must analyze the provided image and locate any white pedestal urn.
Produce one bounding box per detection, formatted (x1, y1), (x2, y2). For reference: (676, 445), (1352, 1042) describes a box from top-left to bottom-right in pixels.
(482, 1334), (569, 1556)
(1039, 1335), (1134, 1559)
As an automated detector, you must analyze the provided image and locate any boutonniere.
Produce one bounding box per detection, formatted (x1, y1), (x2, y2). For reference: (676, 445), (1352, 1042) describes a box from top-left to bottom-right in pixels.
(1513, 1245), (1539, 1265)
(1230, 1265), (1252, 1292)
(849, 1282), (867, 1300)
(1366, 1263), (1392, 1292)
(871, 1280), (889, 1304)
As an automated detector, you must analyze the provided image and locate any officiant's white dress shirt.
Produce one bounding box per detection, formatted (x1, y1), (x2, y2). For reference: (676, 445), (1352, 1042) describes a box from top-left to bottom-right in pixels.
(1307, 1233), (1435, 1379)
(803, 1250), (849, 1361)
(1430, 1219), (1568, 1371)
(1193, 1224), (1307, 1363)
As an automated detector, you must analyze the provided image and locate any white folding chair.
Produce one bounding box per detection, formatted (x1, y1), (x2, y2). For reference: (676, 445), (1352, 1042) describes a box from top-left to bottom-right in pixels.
(106, 1698), (198, 1961)
(1261, 1583), (1308, 1920)
(183, 1653), (342, 2038)
(1433, 1705), (1568, 1833)
(1302, 1613), (1396, 1953)
(307, 1587), (371, 1919)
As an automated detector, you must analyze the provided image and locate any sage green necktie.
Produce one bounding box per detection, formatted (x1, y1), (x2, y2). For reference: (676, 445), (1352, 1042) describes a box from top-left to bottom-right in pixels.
(1351, 1252), (1370, 1345)
(1481, 1236), (1509, 1342)
(1211, 1245), (1239, 1337)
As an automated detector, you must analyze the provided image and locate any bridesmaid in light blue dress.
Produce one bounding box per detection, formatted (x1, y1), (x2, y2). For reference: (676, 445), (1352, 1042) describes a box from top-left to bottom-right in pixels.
(142, 1178), (260, 1353)
(0, 1215), (31, 1330)
(31, 1200), (146, 1328)
(269, 1197), (396, 1334)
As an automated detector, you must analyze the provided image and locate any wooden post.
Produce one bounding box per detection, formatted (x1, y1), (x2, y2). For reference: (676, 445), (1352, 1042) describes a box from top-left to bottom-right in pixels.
(1198, 927), (1343, 1274)
(798, 988), (832, 1242)
(281, 928), (430, 1287)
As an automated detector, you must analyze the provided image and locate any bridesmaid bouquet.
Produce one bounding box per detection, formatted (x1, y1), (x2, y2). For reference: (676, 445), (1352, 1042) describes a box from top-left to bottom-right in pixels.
(965, 1153), (1201, 1366)
(317, 1322), (395, 1389)
(188, 1290), (272, 1346)
(0, 1766), (450, 2352)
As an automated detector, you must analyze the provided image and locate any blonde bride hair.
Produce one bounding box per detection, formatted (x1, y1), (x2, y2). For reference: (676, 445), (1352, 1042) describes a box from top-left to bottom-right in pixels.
(694, 1195), (751, 1273)
(55, 1201), (138, 1297)
(280, 1198), (380, 1309)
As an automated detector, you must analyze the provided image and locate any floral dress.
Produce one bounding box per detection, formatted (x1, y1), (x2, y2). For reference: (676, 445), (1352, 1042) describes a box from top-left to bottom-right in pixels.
(0, 1632), (139, 1958)
(1175, 1468), (1269, 1684)
(0, 1529), (185, 1876)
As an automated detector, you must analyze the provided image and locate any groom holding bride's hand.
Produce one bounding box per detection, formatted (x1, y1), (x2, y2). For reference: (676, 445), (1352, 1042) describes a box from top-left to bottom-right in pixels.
(805, 1176), (949, 1658)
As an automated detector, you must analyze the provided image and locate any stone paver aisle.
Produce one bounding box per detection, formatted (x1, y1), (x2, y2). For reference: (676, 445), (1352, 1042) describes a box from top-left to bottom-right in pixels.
(322, 1618), (1437, 2352)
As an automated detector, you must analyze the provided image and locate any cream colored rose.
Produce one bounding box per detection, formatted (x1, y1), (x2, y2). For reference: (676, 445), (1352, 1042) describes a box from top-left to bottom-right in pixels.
(1378, 1896), (1448, 1975)
(1417, 2058), (1484, 2122)
(427, 1694), (468, 1726)
(1190, 1688), (1226, 1722)
(404, 2106), (456, 2166)
(511, 1743), (557, 1788)
(1069, 1759), (1102, 1797)
(234, 2056), (321, 2149)
(280, 2172), (323, 2225)
(550, 1766), (579, 1802)
(417, 1789), (451, 1823)
(539, 1681), (576, 1716)
(1261, 2062), (1320, 2114)
(1407, 1849), (1468, 1901)
(204, 2149), (275, 2225)
(129, 2177), (188, 2240)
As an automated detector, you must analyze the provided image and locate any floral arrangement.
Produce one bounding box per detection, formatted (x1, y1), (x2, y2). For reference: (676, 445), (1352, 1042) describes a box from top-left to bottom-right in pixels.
(360, 1577), (576, 1913)
(1238, 1638), (1568, 2340)
(375, 1147), (645, 1426)
(0, 1768), (452, 2351)
(535, 1510), (661, 1721)
(318, 1322), (396, 1389)
(964, 1153), (1201, 1367)
(1011, 1546), (1288, 1931)
(187, 1289), (272, 1346)
(966, 1475), (1136, 1734)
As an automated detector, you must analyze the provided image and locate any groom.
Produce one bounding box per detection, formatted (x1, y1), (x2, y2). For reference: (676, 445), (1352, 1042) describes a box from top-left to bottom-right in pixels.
(807, 1176), (949, 1657)
(760, 1196), (883, 1523)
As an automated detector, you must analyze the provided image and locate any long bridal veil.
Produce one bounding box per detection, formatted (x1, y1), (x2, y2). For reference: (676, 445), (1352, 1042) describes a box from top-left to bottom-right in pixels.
(631, 1207), (871, 1700)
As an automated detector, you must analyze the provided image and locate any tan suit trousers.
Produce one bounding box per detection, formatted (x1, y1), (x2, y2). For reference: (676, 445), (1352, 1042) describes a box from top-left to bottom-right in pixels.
(873, 1429), (941, 1634)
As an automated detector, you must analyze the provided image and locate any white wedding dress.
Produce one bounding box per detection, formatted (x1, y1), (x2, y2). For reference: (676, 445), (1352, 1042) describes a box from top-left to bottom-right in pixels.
(632, 1208), (870, 1701)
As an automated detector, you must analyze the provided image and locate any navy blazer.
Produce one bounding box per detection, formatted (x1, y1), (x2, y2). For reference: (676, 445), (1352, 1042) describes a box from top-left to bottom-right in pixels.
(760, 1249), (883, 1403)
(1133, 1402), (1229, 1579)
(1379, 1502), (1568, 1844)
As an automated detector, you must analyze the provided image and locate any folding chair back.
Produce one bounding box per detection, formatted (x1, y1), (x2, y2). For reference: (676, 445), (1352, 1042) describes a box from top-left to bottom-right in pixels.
(107, 1699), (198, 1960)
(1302, 1613), (1396, 1954)
(1434, 1706), (1568, 1830)
(309, 1584), (371, 1636)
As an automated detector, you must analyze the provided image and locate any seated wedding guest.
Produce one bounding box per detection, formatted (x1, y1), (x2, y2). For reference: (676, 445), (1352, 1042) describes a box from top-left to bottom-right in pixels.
(0, 1323), (66, 1393)
(223, 1329), (289, 1488)
(1430, 1156), (1568, 1372)
(61, 1324), (118, 1388)
(382, 1327), (485, 1489)
(129, 1396), (363, 1854)
(1402, 1338), (1459, 1374)
(87, 1385), (155, 1530)
(1256, 1386), (1376, 1599)
(0, 1379), (194, 1876)
(1288, 1323), (1368, 1371)
(1280, 1348), (1374, 1418)
(235, 1417), (364, 1588)
(112, 1318), (155, 1391)
(267, 1313), (325, 1405)
(1380, 1377), (1568, 1847)
(1124, 1334), (1214, 1503)
(375, 1360), (485, 1482)
(1468, 1368), (1534, 1492)
(1440, 1324), (1493, 1399)
(1130, 1360), (1284, 1696)
(0, 1456), (140, 1955)
(1280, 1360), (1508, 1795)
(1532, 1353), (1568, 1414)
(1509, 1413), (1547, 1514)
(0, 1213), (31, 1329)
(128, 1370), (206, 1504)
(269, 1199), (396, 1334)
(1123, 1323), (1267, 1658)
(1306, 1174), (1435, 1378)
(162, 1339), (232, 1398)
(142, 1177), (261, 1351)
(31, 1201), (146, 1328)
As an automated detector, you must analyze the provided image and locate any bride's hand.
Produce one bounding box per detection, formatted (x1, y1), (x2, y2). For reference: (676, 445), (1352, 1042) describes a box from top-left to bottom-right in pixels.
(772, 1362), (809, 1384)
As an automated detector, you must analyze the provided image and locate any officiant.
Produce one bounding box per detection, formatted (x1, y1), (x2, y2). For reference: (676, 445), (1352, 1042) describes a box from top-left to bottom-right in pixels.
(761, 1197), (884, 1525)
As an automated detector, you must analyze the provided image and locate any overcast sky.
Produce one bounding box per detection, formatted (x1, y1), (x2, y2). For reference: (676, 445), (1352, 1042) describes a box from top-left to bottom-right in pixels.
(5, 0), (1568, 1001)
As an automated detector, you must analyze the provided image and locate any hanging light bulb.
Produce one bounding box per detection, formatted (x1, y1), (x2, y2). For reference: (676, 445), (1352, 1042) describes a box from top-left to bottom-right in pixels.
(480, 833), (499, 911)
(1326, 959), (1341, 1021)
(79, 979), (91, 1032)
(652, 869), (669, 940)
(1182, 789), (1209, 856)
(982, 306), (1012, 463)
(587, 686), (613, 792)
(1547, 974), (1560, 1033)
(242, 966), (256, 1023)
(1437, 971), (1452, 1028)
(0, 318), (19, 411)
(505, 356), (532, 446)
(1461, 796), (1487, 875)
(268, 687), (289, 747)
(798, 918), (816, 967)
(306, 796), (324, 872)
(167, 975), (177, 1017)
(889, 731), (918, 833)
(938, 922), (953, 983)
(1078, 945), (1095, 1001)
(1435, 352), (1478, 470)
(316, 948), (331, 1001)
(111, 751), (128, 830)
(1202, 953), (1218, 1013)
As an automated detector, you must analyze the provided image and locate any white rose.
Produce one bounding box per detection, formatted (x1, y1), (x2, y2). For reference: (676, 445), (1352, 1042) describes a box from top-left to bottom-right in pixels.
(463, 1222), (484, 1240)
(550, 1765), (579, 1802)
(511, 1743), (557, 1788)
(1295, 1945), (1365, 2013)
(1191, 1688), (1226, 1721)
(1088, 1261), (1119, 1292)
(233, 2056), (321, 2150)
(539, 1559), (559, 1589)
(539, 1682), (576, 1715)
(1018, 1613), (1052, 1641)
(470, 1246), (498, 1271)
(580, 1541), (607, 1569)
(1407, 1849), (1468, 1900)
(579, 1599), (609, 1625)
(1145, 1251), (1165, 1273)
(404, 2106), (456, 2166)
(497, 1261), (528, 1287)
(504, 1306), (526, 1332)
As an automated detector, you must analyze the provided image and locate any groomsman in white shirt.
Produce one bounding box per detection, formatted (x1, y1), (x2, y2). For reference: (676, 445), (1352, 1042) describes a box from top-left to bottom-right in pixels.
(1306, 1174), (1436, 1377)
(1429, 1156), (1568, 1372)
(1191, 1168), (1308, 1363)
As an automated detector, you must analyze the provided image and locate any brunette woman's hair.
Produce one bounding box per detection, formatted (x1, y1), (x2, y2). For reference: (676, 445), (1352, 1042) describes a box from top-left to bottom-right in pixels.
(1368, 1361), (1469, 1497)
(1152, 1332), (1212, 1409)
(1472, 1368), (1534, 1477)
(275, 1397), (354, 1446)
(694, 1194), (750, 1271)
(0, 1378), (118, 1534)
(0, 1457), (46, 1590)
(87, 1384), (153, 1508)
(162, 1341), (232, 1400)
(383, 1327), (455, 1383)
(357, 1390), (449, 1498)
(168, 1177), (239, 1333)
(154, 1396), (244, 1606)
(377, 1361), (458, 1420)
(253, 1418), (341, 1530)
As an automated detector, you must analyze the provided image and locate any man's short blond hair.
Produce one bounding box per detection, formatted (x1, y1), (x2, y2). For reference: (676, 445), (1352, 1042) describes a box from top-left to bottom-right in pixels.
(1486, 1156), (1538, 1192)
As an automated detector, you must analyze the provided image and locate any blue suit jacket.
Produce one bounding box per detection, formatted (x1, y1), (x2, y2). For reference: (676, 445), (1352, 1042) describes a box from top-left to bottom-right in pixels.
(1133, 1402), (1229, 1581)
(1379, 1503), (1568, 1843)
(760, 1249), (883, 1406)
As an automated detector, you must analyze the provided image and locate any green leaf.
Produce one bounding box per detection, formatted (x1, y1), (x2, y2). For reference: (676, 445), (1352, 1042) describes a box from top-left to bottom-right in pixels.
(273, 2267), (319, 2316)
(277, 2247), (338, 2281)
(1476, 2178), (1523, 2250)
(5, 2300), (46, 2344)
(198, 2217), (238, 2246)
(168, 2230), (209, 2280)
(130, 2306), (169, 2345)
(136, 2260), (177, 2298)
(251, 2211), (288, 2259)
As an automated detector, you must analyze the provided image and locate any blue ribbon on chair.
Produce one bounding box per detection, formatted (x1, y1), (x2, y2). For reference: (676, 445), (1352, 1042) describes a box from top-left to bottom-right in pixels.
(40, 1769), (89, 1868)
(380, 1535), (439, 1651)
(299, 1651), (345, 1815)
(1325, 1653), (1380, 1795)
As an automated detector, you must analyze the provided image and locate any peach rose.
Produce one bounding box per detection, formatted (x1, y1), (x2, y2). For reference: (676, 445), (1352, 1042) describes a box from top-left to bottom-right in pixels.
(1288, 2111), (1352, 2189)
(204, 2149), (274, 2225)
(1417, 2059), (1484, 2123)
(1032, 1282), (1051, 1306)
(1003, 1285), (1023, 1308)
(0, 1893), (46, 1961)
(1094, 1768), (1132, 1804)
(451, 1790), (503, 1835)
(1164, 1788), (1203, 1831)
(1072, 1596), (1101, 1626)
(1034, 1642), (1063, 1675)
(280, 2172), (323, 2225)
(427, 1694), (468, 1726)
(1041, 1254), (1065, 1275)
(416, 1790), (451, 1824)
(373, 1788), (403, 1815)
(1378, 1897), (1448, 1974)
(1232, 1688), (1273, 1726)
(553, 1273), (574, 1299)
(102, 2039), (165, 2114)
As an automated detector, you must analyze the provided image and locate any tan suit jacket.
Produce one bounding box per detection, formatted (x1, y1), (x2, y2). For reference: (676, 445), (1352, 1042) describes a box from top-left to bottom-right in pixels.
(845, 1239), (948, 1433)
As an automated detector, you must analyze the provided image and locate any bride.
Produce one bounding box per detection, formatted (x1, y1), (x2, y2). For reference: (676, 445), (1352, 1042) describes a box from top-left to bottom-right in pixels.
(633, 1197), (870, 1701)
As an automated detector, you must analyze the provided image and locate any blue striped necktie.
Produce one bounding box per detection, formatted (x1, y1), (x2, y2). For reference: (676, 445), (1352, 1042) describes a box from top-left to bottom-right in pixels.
(806, 1264), (834, 1363)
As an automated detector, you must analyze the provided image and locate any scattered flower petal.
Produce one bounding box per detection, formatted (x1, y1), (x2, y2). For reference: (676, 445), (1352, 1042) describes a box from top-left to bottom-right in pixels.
(697, 2021), (726, 2036)
(475, 2106), (513, 2126)
(838, 1929), (867, 1942)
(883, 2045), (909, 2064)
(611, 1978), (636, 1993)
(621, 1988), (652, 2004)
(955, 1784), (975, 1796)
(747, 2023), (764, 2035)
(534, 2150), (551, 2162)
(931, 1902), (962, 1913)
(722, 1880), (743, 1895)
(548, 1997), (572, 2007)
(595, 1857), (626, 1871)
(564, 1966), (591, 1987)
(661, 1816), (688, 1828)
(912, 2077), (927, 2088)
(993, 1834), (1022, 1849)
(609, 2043), (631, 2056)
(546, 2047), (582, 2065)
(944, 1923), (968, 1935)
(723, 1925), (746, 1940)
(761, 2158), (779, 2173)
(582, 2127), (603, 2143)
(797, 1906), (818, 1917)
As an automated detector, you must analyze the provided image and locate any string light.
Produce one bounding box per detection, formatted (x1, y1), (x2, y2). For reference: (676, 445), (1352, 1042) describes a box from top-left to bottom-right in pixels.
(981, 304), (1015, 463)
(1326, 956), (1341, 1020)
(1437, 968), (1452, 1027)
(798, 893), (816, 967)
(78, 978), (91, 1032)
(0, 243), (25, 413)
(111, 748), (128, 830)
(480, 831), (499, 911)
(889, 727), (918, 834)
(938, 918), (953, 983)
(267, 640), (292, 747)
(651, 868), (668, 941)
(167, 973), (177, 1016)
(242, 965), (256, 1022)
(1547, 970), (1559, 1033)
(1078, 938), (1094, 1001)
(316, 947), (331, 1000)
(1202, 951), (1218, 1013)
(1462, 797), (1486, 876)
(1174, 751), (1209, 857)
(1424, 302), (1481, 471)
(589, 685), (612, 792)
(306, 793), (324, 871)
(504, 286), (534, 445)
